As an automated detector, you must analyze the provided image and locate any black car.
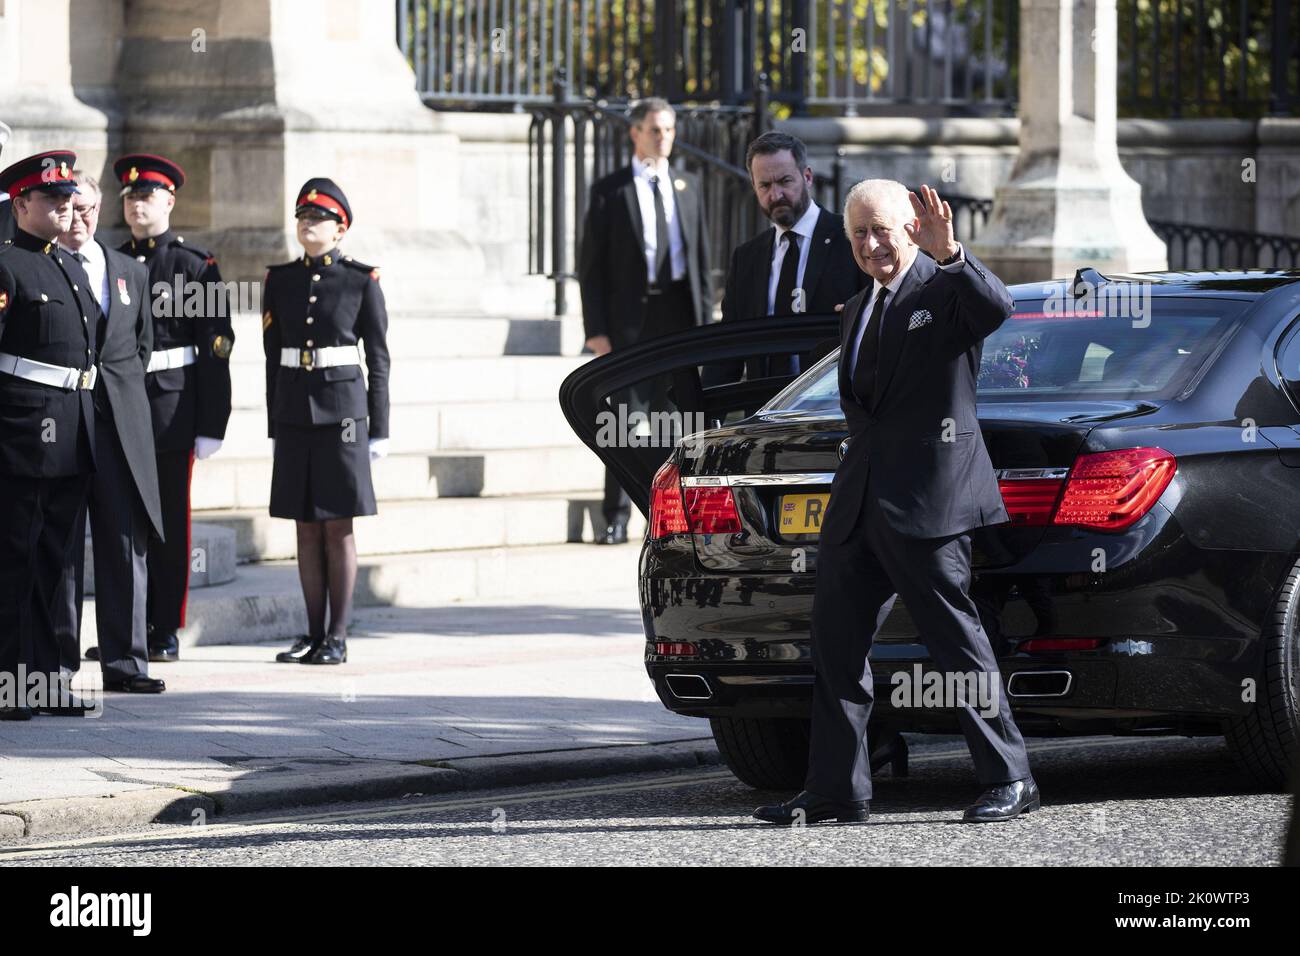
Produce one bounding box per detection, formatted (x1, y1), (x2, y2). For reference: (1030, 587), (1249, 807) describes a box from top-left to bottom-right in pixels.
(560, 269), (1300, 792)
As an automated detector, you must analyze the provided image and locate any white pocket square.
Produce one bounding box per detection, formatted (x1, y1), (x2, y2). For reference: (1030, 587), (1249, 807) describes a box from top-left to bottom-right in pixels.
(907, 309), (934, 331)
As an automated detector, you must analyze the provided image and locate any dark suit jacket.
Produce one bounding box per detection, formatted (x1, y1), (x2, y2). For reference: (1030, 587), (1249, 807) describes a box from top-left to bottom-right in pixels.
(821, 249), (1013, 544)
(714, 206), (868, 381)
(578, 165), (712, 349)
(98, 242), (164, 538)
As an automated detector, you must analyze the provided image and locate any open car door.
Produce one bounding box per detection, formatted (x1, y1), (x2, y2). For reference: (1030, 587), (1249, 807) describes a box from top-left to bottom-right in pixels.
(558, 314), (842, 517)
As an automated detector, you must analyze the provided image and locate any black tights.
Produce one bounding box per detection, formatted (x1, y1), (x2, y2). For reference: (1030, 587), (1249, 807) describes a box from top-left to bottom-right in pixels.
(295, 518), (357, 641)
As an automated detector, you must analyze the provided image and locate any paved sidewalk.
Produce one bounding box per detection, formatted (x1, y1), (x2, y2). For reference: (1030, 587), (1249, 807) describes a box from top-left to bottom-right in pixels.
(0, 584), (718, 839)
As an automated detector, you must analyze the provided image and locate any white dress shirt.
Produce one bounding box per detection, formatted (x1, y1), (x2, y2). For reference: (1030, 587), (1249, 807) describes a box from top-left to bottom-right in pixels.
(80, 239), (111, 318)
(848, 244), (967, 379)
(631, 155), (686, 284)
(766, 200), (821, 314)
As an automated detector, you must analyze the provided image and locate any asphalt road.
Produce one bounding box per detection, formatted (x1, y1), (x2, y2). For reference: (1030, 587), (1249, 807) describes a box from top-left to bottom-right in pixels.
(0, 735), (1289, 866)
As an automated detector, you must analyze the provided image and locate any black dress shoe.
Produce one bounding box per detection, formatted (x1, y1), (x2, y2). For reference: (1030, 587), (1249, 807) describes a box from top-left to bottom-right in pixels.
(148, 632), (180, 663)
(754, 790), (870, 826)
(275, 636), (315, 663)
(868, 730), (909, 777)
(104, 675), (166, 694)
(962, 777), (1041, 823)
(84, 646), (101, 662)
(0, 706), (33, 721)
(595, 523), (628, 545)
(301, 636), (347, 665)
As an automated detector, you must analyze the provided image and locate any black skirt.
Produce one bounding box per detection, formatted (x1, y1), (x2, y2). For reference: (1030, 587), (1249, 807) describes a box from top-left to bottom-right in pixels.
(269, 419), (378, 521)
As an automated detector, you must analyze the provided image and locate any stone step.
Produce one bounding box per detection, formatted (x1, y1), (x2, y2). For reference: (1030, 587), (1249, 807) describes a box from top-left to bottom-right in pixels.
(218, 398), (581, 457)
(227, 354), (587, 408)
(229, 311), (585, 358)
(79, 541), (643, 648)
(82, 522), (237, 596)
(191, 446), (608, 510)
(200, 495), (648, 563)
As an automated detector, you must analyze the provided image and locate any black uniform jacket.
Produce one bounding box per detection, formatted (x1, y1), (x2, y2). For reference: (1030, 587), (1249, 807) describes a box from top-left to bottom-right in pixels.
(96, 241), (165, 538)
(121, 229), (234, 452)
(821, 249), (1014, 545)
(577, 166), (712, 349)
(261, 250), (391, 440)
(0, 229), (97, 477)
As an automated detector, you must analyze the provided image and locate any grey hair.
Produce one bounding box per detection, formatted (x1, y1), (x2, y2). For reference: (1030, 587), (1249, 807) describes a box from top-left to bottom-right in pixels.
(71, 169), (102, 199)
(629, 97), (675, 126)
(842, 179), (914, 238)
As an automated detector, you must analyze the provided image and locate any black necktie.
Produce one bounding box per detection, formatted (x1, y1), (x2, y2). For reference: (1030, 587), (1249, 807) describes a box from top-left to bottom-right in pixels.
(649, 174), (671, 287)
(772, 231), (801, 316)
(852, 286), (891, 406)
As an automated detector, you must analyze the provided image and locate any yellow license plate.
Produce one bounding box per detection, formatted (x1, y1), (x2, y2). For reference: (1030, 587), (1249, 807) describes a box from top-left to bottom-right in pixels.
(778, 493), (830, 536)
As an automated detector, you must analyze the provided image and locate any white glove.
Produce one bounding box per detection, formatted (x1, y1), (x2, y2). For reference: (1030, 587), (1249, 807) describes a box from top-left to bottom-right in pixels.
(194, 436), (223, 460)
(368, 437), (390, 461)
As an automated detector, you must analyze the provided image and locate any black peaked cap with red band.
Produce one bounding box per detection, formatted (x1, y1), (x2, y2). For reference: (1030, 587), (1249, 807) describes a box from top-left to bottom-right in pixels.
(294, 178), (351, 228)
(113, 153), (186, 197)
(0, 149), (79, 198)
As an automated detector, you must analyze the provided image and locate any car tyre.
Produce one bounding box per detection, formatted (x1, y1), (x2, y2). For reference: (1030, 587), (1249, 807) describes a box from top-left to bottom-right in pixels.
(1224, 558), (1300, 791)
(709, 716), (810, 790)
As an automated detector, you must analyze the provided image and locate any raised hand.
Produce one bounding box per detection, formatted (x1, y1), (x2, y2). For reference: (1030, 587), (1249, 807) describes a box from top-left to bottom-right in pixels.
(904, 184), (960, 262)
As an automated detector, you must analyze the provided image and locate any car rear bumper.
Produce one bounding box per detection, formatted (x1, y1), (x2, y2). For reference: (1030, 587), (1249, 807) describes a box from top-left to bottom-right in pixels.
(640, 541), (1292, 731)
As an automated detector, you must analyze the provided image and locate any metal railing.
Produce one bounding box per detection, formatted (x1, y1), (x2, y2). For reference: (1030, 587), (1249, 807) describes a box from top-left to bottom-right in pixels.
(1147, 219), (1300, 269)
(399, 0), (1019, 114)
(1117, 0), (1299, 117)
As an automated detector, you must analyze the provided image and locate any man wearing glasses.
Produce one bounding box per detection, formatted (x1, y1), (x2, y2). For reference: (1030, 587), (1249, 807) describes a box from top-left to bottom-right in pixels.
(58, 172), (166, 693)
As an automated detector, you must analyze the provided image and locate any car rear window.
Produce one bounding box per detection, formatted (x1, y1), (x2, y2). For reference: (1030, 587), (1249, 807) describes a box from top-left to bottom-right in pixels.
(761, 293), (1250, 413)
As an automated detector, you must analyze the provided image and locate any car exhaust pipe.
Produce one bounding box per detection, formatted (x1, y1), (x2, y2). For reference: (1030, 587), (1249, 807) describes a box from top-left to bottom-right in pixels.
(664, 673), (713, 700)
(1007, 670), (1073, 698)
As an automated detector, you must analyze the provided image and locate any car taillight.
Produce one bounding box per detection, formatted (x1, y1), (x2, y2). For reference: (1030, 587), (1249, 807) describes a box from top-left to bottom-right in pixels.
(684, 486), (742, 534)
(649, 462), (744, 538)
(650, 460), (688, 538)
(997, 476), (1066, 526)
(1053, 447), (1177, 531)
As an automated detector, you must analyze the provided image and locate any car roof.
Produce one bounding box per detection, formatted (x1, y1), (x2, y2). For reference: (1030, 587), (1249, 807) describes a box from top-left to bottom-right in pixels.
(1013, 269), (1300, 300)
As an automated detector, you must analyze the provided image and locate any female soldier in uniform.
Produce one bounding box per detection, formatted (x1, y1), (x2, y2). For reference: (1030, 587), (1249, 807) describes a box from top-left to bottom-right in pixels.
(263, 178), (390, 664)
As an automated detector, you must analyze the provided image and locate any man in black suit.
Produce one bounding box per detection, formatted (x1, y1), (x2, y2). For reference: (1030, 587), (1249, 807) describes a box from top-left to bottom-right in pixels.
(711, 131), (867, 383)
(57, 172), (166, 693)
(755, 180), (1038, 825)
(578, 97), (712, 545)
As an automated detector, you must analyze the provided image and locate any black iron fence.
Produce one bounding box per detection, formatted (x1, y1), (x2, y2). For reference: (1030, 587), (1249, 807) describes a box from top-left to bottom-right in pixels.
(1118, 0), (1299, 117)
(400, 0), (1018, 114)
(399, 0), (1298, 118)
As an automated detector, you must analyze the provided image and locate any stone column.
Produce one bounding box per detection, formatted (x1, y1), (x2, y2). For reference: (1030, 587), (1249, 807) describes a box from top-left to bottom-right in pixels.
(103, 0), (487, 311)
(970, 0), (1167, 284)
(0, 0), (113, 169)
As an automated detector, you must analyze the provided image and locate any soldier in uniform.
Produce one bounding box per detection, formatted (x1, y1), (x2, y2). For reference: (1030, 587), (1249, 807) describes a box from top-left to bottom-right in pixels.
(114, 153), (235, 663)
(262, 178), (390, 665)
(0, 150), (99, 719)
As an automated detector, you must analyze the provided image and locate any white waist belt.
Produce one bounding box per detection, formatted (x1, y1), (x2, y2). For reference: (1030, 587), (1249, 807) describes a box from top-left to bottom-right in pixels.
(146, 345), (198, 373)
(0, 351), (98, 391)
(280, 346), (361, 370)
